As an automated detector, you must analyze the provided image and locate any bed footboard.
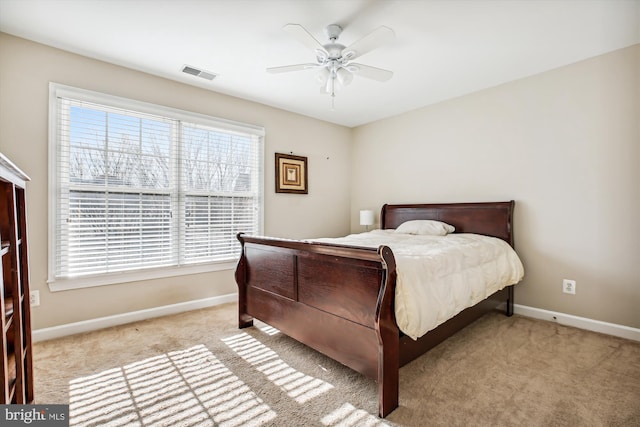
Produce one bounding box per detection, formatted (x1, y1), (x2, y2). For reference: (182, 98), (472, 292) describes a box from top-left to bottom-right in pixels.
(235, 233), (400, 417)
(234, 201), (519, 418)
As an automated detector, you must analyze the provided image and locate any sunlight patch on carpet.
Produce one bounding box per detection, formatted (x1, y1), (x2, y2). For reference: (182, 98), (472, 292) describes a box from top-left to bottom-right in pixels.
(68, 344), (276, 427)
(321, 403), (390, 427)
(257, 323), (280, 336)
(222, 332), (334, 403)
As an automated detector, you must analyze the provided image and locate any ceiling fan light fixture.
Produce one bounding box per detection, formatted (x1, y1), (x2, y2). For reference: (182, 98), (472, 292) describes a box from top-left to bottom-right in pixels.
(336, 68), (353, 86)
(316, 68), (330, 85)
(326, 73), (334, 94)
(268, 23), (395, 106)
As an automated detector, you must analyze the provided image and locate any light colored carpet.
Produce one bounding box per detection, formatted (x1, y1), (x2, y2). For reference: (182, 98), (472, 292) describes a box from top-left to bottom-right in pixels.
(33, 303), (640, 426)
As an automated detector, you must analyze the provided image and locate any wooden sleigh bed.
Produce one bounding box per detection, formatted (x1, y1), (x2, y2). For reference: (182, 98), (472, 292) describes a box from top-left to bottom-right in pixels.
(234, 201), (518, 417)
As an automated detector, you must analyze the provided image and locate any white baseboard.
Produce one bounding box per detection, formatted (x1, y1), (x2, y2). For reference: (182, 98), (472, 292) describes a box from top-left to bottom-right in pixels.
(32, 297), (639, 344)
(514, 304), (640, 342)
(32, 293), (238, 343)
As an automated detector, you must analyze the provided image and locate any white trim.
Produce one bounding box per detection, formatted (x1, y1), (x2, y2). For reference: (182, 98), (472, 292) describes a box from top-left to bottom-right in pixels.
(47, 82), (264, 288)
(50, 83), (265, 136)
(33, 298), (638, 344)
(32, 293), (238, 342)
(48, 83), (59, 287)
(514, 304), (640, 342)
(48, 261), (237, 291)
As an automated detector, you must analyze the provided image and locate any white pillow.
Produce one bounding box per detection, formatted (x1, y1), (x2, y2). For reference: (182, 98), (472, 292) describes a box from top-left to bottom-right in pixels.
(395, 220), (455, 236)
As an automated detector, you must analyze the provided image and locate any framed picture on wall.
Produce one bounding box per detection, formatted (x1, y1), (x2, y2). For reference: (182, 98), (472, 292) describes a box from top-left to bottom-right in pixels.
(275, 153), (308, 194)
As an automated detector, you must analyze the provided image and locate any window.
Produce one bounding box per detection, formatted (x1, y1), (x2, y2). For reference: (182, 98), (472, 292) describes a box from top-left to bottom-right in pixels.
(48, 84), (264, 290)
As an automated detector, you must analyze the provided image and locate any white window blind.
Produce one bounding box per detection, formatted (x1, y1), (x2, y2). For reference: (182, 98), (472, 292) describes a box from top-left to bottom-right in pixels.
(49, 84), (263, 287)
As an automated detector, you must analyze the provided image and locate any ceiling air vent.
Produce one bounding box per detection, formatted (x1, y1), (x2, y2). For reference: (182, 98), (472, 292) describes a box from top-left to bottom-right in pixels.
(182, 65), (217, 81)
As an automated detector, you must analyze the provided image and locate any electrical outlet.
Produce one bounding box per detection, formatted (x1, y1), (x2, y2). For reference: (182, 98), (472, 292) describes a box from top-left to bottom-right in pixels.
(562, 279), (576, 295)
(30, 290), (40, 307)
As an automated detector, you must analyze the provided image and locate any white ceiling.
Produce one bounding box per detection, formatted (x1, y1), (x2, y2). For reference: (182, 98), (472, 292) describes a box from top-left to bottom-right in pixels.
(1, 0), (638, 127)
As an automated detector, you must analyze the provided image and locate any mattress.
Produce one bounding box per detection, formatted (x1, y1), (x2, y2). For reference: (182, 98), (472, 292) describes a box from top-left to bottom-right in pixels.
(312, 230), (525, 340)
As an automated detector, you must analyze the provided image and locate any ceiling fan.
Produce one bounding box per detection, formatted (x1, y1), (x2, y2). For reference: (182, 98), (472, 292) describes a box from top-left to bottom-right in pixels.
(267, 23), (395, 106)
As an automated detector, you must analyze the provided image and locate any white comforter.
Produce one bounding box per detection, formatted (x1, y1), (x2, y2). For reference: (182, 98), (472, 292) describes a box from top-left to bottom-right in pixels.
(312, 230), (524, 340)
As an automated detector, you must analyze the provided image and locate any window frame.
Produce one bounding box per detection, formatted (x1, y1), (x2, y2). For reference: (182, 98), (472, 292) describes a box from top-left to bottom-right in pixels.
(47, 83), (264, 291)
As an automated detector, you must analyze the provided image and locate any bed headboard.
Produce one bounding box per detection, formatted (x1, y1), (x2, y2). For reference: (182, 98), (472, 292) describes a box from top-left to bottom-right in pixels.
(380, 201), (515, 246)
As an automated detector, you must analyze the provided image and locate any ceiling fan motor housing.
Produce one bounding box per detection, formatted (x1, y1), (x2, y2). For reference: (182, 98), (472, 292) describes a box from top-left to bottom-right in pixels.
(323, 24), (346, 60)
(325, 24), (342, 41)
(324, 43), (346, 60)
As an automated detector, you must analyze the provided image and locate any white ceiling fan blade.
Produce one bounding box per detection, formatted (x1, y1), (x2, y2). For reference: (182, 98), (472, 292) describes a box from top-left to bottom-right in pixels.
(348, 63), (393, 82)
(341, 26), (395, 60)
(266, 63), (319, 74)
(283, 24), (328, 56)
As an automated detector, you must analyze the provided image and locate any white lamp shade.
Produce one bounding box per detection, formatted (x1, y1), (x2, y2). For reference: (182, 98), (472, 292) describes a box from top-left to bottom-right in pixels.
(359, 210), (374, 226)
(336, 68), (353, 86)
(316, 68), (330, 85)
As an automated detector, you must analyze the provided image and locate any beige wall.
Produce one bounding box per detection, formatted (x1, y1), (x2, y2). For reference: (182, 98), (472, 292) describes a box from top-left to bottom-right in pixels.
(352, 44), (640, 329)
(0, 33), (353, 329)
(2, 32), (638, 332)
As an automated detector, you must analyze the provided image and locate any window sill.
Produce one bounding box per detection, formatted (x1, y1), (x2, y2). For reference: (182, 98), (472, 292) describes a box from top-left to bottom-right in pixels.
(48, 260), (238, 292)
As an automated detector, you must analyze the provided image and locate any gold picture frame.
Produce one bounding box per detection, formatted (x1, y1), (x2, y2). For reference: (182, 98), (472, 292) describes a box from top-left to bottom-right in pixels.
(275, 153), (308, 194)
